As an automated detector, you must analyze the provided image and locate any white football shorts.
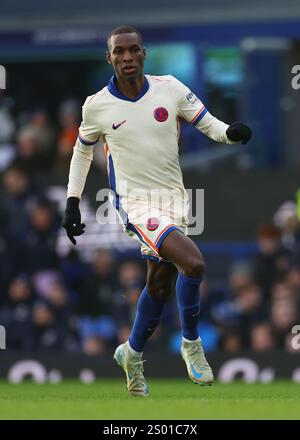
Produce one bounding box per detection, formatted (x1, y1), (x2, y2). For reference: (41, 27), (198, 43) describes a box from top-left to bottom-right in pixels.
(117, 199), (189, 263)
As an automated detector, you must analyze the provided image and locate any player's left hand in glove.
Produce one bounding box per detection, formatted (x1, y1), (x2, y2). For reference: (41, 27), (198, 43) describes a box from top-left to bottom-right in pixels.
(62, 197), (85, 245)
(226, 122), (252, 145)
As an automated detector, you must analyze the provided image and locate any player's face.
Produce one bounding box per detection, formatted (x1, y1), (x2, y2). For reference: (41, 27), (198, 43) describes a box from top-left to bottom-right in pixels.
(107, 33), (146, 80)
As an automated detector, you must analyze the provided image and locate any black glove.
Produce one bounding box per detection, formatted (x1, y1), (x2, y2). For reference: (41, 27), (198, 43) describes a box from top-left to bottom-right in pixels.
(226, 122), (252, 145)
(62, 197), (85, 245)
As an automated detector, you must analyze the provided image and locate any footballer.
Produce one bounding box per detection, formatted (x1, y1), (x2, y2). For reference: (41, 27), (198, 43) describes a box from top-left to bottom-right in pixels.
(62, 26), (252, 396)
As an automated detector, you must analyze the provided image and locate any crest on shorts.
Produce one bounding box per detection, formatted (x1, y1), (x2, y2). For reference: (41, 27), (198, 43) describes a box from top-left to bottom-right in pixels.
(146, 217), (160, 231)
(153, 107), (168, 122)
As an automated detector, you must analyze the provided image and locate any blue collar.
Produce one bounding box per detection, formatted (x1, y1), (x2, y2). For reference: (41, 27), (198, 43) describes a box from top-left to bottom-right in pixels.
(108, 75), (150, 102)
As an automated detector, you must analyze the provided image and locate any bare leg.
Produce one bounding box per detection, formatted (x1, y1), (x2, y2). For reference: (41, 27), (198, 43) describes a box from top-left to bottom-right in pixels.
(160, 230), (205, 278)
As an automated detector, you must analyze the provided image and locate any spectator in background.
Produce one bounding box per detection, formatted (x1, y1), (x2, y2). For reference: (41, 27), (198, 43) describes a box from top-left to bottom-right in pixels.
(82, 336), (107, 356)
(0, 233), (23, 300)
(59, 248), (91, 302)
(55, 98), (80, 171)
(234, 283), (268, 347)
(1, 161), (39, 240)
(270, 279), (294, 302)
(77, 248), (118, 353)
(46, 280), (80, 353)
(273, 201), (300, 252)
(228, 260), (254, 293)
(21, 198), (60, 274)
(286, 264), (300, 297)
(271, 299), (299, 349)
(250, 322), (277, 351)
(31, 269), (80, 351)
(28, 297), (79, 353)
(29, 300), (63, 352)
(253, 224), (291, 298)
(0, 275), (34, 351)
(210, 277), (267, 349)
(220, 330), (242, 352)
(25, 108), (56, 165)
(114, 260), (145, 345)
(31, 270), (79, 351)
(16, 126), (46, 170)
(210, 261), (254, 330)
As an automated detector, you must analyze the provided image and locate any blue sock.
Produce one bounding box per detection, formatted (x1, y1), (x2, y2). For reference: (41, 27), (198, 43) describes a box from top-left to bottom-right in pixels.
(176, 272), (202, 341)
(129, 286), (165, 352)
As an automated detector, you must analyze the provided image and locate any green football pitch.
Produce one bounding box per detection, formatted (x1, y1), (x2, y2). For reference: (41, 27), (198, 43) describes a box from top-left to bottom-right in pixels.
(0, 379), (299, 420)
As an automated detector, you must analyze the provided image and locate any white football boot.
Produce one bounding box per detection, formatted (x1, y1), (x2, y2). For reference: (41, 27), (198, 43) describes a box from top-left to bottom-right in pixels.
(113, 341), (149, 397)
(181, 337), (214, 385)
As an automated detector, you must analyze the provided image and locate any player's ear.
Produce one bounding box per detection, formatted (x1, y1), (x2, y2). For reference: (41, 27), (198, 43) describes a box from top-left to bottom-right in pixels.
(106, 50), (111, 64)
(143, 47), (146, 60)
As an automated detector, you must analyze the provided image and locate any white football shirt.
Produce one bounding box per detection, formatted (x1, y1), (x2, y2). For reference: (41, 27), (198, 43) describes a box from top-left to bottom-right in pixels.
(73, 74), (232, 218)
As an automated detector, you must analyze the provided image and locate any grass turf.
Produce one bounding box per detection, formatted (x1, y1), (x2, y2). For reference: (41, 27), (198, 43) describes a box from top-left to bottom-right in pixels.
(0, 379), (299, 420)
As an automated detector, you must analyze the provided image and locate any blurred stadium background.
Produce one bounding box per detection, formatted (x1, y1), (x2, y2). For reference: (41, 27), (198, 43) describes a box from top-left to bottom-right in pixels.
(1, 0), (300, 384)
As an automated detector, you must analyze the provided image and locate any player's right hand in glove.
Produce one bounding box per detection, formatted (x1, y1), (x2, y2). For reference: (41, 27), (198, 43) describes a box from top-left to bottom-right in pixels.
(62, 197), (85, 245)
(226, 122), (252, 145)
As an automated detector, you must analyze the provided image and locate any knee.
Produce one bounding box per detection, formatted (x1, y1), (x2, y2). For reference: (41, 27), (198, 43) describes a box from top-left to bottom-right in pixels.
(147, 280), (174, 301)
(182, 256), (205, 278)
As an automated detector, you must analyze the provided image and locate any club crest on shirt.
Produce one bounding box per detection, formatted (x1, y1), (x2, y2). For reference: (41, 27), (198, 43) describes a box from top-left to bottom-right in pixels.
(153, 107), (168, 122)
(146, 217), (160, 231)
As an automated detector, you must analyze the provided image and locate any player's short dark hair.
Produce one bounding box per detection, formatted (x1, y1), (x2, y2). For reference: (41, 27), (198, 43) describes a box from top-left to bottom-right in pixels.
(107, 26), (143, 50)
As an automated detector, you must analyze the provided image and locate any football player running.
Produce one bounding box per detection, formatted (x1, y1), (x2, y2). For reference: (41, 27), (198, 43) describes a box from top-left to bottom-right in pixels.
(62, 26), (252, 396)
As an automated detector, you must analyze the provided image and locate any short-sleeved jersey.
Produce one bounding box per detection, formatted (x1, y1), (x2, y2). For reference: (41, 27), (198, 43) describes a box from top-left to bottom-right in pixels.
(78, 75), (209, 213)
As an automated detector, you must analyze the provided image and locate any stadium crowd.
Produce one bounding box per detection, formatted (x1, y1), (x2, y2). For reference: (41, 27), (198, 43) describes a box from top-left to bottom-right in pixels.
(1, 94), (300, 355)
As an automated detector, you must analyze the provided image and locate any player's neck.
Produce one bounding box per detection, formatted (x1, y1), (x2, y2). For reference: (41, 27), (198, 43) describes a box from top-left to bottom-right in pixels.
(114, 74), (145, 100)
